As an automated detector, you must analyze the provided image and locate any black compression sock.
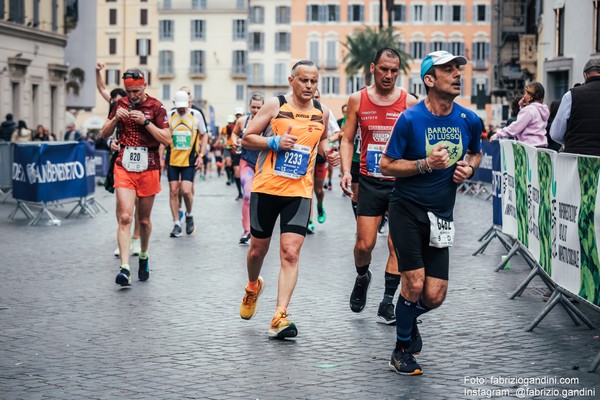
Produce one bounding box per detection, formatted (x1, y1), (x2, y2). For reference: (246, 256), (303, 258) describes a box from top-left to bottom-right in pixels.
(383, 272), (400, 303)
(356, 264), (370, 277)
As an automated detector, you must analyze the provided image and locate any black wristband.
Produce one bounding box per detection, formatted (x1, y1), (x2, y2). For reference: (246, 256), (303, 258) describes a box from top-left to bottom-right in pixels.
(468, 165), (476, 177)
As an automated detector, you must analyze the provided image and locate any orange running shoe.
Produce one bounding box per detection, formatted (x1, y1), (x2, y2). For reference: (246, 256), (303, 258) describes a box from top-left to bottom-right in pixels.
(268, 310), (297, 338)
(240, 277), (264, 320)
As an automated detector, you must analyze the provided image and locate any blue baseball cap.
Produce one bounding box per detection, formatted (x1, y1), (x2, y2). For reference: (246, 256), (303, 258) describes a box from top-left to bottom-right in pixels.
(420, 51), (468, 81)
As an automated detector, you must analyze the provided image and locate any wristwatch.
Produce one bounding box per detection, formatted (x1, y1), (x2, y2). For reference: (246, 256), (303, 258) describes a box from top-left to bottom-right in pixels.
(468, 165), (476, 177)
(143, 119), (151, 126)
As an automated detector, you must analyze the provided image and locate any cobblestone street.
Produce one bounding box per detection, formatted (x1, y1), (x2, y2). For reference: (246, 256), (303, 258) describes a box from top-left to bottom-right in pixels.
(0, 174), (599, 399)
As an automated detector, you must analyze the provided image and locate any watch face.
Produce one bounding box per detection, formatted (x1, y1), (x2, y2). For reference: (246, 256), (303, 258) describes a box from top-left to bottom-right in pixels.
(144, 119), (150, 126)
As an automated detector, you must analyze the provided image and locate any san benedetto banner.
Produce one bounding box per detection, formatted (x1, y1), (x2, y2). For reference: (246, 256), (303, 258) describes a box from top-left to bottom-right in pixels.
(499, 141), (600, 308)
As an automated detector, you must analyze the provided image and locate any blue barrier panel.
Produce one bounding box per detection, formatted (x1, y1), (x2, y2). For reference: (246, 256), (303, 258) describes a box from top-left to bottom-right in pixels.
(471, 140), (495, 184)
(489, 141), (502, 226)
(94, 149), (111, 177)
(12, 142), (96, 202)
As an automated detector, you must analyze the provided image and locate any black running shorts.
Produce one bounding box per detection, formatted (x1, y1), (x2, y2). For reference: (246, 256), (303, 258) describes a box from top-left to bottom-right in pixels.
(350, 160), (360, 184)
(231, 152), (241, 166)
(167, 165), (196, 182)
(388, 197), (449, 280)
(356, 174), (395, 217)
(250, 192), (311, 238)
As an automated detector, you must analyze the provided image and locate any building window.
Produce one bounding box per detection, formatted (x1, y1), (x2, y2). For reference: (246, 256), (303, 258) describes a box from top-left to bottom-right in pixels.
(192, 0), (206, 9)
(275, 32), (291, 52)
(309, 41), (320, 65)
(409, 78), (425, 97)
(51, 0), (58, 31)
(410, 41), (426, 59)
(471, 77), (489, 96)
(109, 8), (117, 25)
(555, 6), (565, 57)
(327, 5), (340, 21)
(249, 32), (264, 52)
(307, 4), (339, 22)
(109, 38), (117, 55)
(432, 4), (445, 23)
(274, 63), (288, 85)
(191, 20), (205, 40)
(595, 1), (600, 52)
(140, 9), (147, 25)
(162, 84), (170, 102)
(248, 63), (264, 85)
(322, 76), (340, 95)
(451, 5), (464, 23)
(472, 41), (490, 69)
(325, 40), (337, 68)
(430, 41), (445, 52)
(233, 19), (247, 40)
(346, 75), (365, 94)
(392, 5), (406, 22)
(193, 84), (203, 103)
(162, 0), (172, 8)
(8, 0), (25, 23)
(348, 4), (364, 22)
(159, 20), (174, 41)
(136, 39), (151, 56)
(411, 4), (425, 23)
(106, 69), (120, 86)
(449, 41), (465, 56)
(236, 85), (244, 101)
(159, 50), (174, 74)
(233, 50), (246, 75)
(249, 6), (264, 24)
(276, 6), (291, 24)
(307, 4), (320, 22)
(474, 4), (490, 23)
(235, 0), (245, 9)
(190, 50), (205, 74)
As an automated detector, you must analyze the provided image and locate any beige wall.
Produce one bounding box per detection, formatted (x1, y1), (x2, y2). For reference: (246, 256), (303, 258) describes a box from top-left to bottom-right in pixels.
(77, 0), (160, 132)
(0, 0), (68, 136)
(290, 0), (492, 122)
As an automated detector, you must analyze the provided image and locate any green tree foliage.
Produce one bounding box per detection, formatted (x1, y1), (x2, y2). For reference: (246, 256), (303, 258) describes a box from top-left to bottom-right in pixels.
(342, 26), (411, 86)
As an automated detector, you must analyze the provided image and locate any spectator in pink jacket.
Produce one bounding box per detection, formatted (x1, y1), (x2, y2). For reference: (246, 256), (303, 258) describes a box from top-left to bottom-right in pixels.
(489, 82), (549, 148)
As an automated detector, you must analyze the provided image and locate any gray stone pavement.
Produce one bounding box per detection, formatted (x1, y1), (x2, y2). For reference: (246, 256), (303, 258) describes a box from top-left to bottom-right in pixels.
(0, 172), (599, 400)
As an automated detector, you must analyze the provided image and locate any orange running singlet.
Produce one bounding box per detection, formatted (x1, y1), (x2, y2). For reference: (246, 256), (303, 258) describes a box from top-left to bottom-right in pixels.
(252, 96), (325, 199)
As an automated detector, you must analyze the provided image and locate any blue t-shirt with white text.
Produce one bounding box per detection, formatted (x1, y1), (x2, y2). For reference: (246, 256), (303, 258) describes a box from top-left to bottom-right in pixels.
(384, 100), (482, 220)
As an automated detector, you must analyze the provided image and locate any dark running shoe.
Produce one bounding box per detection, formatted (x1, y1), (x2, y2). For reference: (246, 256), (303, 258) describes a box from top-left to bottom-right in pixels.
(185, 215), (195, 235)
(378, 215), (388, 234)
(115, 268), (131, 286)
(170, 224), (182, 238)
(409, 319), (423, 355)
(377, 301), (396, 325)
(389, 348), (423, 375)
(138, 257), (150, 281)
(349, 270), (371, 313)
(239, 232), (251, 245)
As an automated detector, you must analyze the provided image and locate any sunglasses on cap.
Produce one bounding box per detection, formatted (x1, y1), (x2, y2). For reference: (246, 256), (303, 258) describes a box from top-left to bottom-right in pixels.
(122, 72), (144, 80)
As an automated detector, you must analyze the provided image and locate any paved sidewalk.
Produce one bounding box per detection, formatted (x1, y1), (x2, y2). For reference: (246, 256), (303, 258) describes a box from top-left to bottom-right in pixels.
(0, 173), (599, 399)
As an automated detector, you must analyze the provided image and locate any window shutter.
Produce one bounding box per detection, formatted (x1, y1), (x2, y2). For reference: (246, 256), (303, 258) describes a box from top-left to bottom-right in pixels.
(461, 6), (466, 23)
(485, 5), (491, 22)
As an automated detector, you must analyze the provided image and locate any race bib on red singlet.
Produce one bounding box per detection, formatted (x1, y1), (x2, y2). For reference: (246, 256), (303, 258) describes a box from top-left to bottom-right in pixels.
(122, 146), (149, 172)
(366, 144), (390, 178)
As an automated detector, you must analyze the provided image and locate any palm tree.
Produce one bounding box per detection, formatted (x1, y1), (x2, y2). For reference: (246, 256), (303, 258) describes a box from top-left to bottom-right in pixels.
(342, 26), (411, 86)
(65, 67), (85, 96)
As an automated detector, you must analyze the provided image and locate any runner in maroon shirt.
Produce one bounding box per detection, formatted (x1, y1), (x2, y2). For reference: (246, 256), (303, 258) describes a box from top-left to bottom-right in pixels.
(101, 68), (170, 287)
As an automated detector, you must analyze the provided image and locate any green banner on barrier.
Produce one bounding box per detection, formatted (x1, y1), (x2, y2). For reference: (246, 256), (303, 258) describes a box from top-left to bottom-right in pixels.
(500, 141), (600, 308)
